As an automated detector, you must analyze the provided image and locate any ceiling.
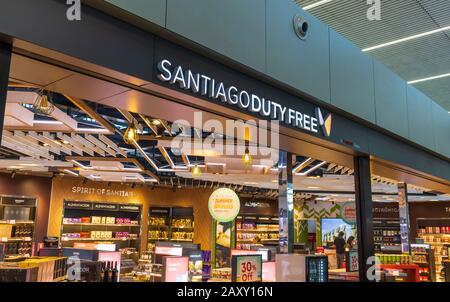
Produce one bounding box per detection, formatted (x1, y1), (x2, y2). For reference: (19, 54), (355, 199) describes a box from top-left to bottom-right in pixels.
(295, 0), (450, 111)
(3, 86), (445, 202)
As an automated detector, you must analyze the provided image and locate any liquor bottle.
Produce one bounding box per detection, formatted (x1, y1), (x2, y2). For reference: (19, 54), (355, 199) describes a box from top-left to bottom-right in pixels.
(103, 261), (110, 282)
(111, 262), (118, 282)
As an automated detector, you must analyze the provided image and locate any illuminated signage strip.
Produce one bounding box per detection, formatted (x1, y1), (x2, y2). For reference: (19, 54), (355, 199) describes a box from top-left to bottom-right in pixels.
(157, 59), (331, 135)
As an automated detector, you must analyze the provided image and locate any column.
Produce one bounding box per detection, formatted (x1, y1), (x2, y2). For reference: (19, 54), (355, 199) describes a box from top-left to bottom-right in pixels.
(278, 150), (294, 254)
(0, 42), (12, 145)
(398, 182), (410, 253)
(353, 156), (375, 281)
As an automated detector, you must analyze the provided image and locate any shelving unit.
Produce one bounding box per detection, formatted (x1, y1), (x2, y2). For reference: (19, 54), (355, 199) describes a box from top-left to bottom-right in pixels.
(0, 196), (37, 256)
(417, 226), (450, 282)
(236, 215), (279, 250)
(373, 219), (401, 253)
(410, 244), (436, 282)
(147, 207), (194, 250)
(61, 201), (142, 252)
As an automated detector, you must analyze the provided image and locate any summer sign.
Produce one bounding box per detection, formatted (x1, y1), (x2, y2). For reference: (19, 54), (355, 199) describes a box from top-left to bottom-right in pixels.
(208, 188), (240, 222)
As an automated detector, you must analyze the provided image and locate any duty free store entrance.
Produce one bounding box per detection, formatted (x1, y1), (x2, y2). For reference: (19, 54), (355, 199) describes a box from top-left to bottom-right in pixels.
(1, 10), (450, 281)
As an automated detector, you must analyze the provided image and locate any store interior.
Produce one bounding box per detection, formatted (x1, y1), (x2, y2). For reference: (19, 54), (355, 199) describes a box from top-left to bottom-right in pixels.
(0, 52), (450, 282)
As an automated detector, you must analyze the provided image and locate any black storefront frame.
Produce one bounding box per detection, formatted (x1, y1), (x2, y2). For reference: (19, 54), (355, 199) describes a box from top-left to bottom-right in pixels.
(2, 0), (450, 282)
(0, 1), (448, 183)
(0, 41), (12, 145)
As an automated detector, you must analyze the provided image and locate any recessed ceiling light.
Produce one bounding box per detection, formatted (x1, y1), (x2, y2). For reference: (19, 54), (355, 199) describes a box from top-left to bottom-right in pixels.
(363, 25), (450, 52)
(303, 0), (334, 10)
(408, 72), (450, 84)
(152, 119), (161, 126)
(33, 120), (63, 125)
(19, 163), (40, 167)
(76, 128), (109, 133)
(63, 169), (79, 177)
(61, 140), (70, 145)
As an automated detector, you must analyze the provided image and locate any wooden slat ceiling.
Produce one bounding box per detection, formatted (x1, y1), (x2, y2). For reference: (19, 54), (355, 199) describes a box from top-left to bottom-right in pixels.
(295, 0), (450, 110)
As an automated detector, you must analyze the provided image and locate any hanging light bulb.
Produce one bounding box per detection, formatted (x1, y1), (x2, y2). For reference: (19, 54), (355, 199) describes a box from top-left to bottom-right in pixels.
(123, 121), (139, 144)
(242, 147), (252, 165)
(191, 164), (201, 177)
(33, 90), (55, 115)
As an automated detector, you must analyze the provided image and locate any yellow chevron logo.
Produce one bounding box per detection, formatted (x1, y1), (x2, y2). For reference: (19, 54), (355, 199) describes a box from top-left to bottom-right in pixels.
(315, 108), (333, 137)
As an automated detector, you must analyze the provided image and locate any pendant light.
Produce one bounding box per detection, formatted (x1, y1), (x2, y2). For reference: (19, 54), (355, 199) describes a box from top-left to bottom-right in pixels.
(242, 147), (252, 165)
(191, 164), (201, 177)
(123, 121), (139, 144)
(33, 90), (55, 115)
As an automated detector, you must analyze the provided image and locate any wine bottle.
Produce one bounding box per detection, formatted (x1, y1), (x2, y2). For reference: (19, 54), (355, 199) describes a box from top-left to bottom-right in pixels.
(107, 261), (113, 282)
(111, 262), (118, 282)
(103, 261), (110, 282)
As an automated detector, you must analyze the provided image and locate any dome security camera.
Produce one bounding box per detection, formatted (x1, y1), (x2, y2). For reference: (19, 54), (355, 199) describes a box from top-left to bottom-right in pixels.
(293, 15), (309, 40)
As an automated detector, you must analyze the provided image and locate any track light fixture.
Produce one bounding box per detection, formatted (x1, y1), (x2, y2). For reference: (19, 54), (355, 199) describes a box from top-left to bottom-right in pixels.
(33, 90), (55, 115)
(123, 121), (139, 144)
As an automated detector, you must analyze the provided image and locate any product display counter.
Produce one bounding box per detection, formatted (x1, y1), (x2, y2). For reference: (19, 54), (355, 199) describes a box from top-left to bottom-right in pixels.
(0, 256), (67, 282)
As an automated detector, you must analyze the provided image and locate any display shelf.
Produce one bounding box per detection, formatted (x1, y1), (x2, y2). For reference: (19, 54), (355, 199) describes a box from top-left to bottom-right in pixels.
(0, 196), (37, 256)
(61, 201), (142, 252)
(236, 229), (278, 233)
(148, 207), (194, 243)
(61, 237), (139, 242)
(0, 237), (32, 242)
(0, 220), (34, 225)
(63, 223), (139, 227)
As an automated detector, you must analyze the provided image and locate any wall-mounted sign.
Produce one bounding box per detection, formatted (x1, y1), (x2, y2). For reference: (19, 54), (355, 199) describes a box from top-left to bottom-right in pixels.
(71, 186), (135, 197)
(64, 201), (141, 213)
(93, 203), (118, 211)
(118, 205), (141, 212)
(157, 59), (332, 137)
(231, 255), (262, 282)
(208, 188), (240, 222)
(1, 197), (36, 206)
(372, 202), (399, 219)
(64, 201), (92, 210)
(340, 202), (356, 224)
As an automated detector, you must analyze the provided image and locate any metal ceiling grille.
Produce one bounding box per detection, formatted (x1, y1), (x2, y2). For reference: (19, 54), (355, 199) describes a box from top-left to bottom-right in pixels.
(295, 0), (450, 110)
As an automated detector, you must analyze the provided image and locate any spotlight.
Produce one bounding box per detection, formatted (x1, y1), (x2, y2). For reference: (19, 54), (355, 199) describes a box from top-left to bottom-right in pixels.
(131, 183), (136, 189)
(191, 164), (201, 178)
(241, 147), (252, 165)
(123, 121), (139, 144)
(11, 170), (16, 179)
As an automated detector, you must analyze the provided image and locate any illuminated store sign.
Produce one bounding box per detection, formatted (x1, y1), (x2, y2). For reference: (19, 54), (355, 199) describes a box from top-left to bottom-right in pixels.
(157, 59), (332, 136)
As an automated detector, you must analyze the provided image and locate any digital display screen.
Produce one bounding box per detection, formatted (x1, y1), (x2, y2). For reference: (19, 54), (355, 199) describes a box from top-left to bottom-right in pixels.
(321, 218), (356, 244)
